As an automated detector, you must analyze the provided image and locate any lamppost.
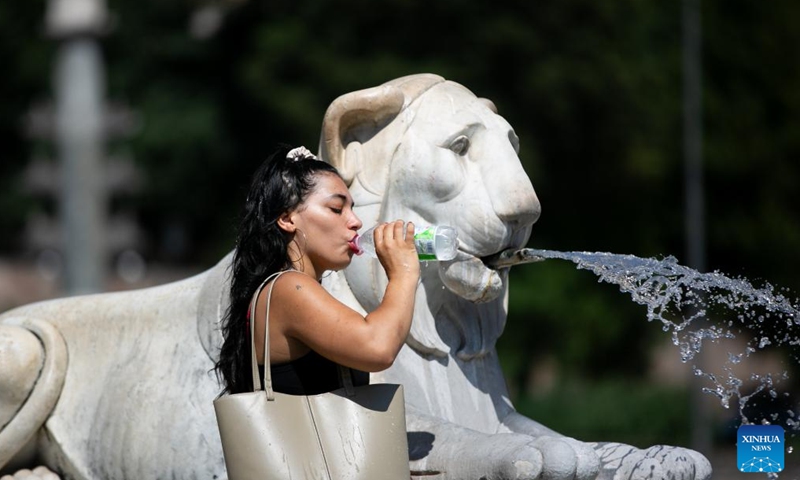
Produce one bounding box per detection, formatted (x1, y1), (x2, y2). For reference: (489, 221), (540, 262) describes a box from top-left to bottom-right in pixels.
(683, 0), (712, 455)
(47, 0), (108, 295)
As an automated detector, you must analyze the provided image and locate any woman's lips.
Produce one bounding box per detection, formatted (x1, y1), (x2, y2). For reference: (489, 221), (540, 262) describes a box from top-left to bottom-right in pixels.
(348, 235), (363, 255)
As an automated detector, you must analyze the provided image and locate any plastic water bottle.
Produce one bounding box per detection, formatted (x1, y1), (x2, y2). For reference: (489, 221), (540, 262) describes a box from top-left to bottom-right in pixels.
(352, 224), (458, 261)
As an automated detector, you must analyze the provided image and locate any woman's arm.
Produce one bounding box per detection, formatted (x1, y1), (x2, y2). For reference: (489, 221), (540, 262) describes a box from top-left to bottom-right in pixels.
(255, 221), (420, 372)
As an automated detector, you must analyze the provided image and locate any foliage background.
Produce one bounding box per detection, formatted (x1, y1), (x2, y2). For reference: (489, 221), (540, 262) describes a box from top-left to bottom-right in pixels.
(2, 0), (799, 453)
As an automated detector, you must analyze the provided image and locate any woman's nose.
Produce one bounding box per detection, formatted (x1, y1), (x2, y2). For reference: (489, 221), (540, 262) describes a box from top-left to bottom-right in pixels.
(350, 213), (363, 231)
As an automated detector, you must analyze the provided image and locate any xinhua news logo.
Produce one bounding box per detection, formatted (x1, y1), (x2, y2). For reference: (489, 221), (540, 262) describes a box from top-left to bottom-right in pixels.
(737, 424), (784, 473)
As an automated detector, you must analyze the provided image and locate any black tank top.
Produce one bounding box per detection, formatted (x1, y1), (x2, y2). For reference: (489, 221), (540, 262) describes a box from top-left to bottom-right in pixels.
(259, 350), (369, 395)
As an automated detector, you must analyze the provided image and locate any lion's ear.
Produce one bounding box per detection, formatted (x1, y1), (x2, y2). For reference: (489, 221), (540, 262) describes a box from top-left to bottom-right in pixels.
(318, 84), (405, 185)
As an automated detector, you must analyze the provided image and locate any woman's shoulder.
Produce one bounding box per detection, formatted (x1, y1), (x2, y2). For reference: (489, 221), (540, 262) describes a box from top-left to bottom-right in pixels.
(262, 270), (326, 302)
(275, 269), (322, 287)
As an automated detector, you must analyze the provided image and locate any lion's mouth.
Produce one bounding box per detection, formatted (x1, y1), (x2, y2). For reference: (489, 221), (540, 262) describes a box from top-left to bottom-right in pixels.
(481, 247), (544, 270)
(438, 234), (535, 303)
(480, 249), (514, 270)
(437, 244), (522, 303)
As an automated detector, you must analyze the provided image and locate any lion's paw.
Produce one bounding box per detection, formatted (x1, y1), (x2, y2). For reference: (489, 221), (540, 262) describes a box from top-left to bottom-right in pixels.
(495, 441), (544, 480)
(411, 432), (545, 480)
(530, 436), (600, 480)
(464, 436), (546, 480)
(591, 442), (712, 480)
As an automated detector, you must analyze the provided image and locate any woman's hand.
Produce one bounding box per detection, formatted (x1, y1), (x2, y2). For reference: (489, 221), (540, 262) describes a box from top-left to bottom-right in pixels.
(372, 220), (420, 283)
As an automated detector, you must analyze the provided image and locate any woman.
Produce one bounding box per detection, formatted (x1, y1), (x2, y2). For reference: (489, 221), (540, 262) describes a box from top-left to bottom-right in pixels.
(215, 145), (420, 395)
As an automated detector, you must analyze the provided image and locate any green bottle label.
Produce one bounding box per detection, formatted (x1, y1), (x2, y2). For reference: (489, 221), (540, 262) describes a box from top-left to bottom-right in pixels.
(414, 227), (437, 260)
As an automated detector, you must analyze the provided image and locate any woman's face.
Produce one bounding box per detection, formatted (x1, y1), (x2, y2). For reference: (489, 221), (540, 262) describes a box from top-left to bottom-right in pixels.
(288, 172), (363, 275)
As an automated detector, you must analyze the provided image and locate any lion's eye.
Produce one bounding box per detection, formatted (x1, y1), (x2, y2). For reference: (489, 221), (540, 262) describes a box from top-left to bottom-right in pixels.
(449, 135), (470, 156)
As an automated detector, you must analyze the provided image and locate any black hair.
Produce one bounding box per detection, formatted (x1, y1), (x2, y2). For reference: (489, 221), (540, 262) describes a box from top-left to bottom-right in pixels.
(215, 144), (340, 394)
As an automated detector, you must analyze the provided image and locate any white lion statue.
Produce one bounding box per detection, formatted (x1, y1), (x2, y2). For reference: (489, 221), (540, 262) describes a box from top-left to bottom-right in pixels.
(0, 74), (711, 480)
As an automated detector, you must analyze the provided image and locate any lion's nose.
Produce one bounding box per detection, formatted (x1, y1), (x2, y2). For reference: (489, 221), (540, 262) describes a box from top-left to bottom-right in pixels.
(492, 178), (541, 228)
(483, 128), (542, 229)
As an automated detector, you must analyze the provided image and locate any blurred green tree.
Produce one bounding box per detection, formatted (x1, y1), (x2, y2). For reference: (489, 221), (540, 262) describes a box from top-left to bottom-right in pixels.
(0, 0), (52, 251)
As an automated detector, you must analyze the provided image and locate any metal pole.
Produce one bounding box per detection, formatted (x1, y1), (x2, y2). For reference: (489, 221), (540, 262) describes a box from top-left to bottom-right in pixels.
(684, 1), (705, 271)
(54, 38), (106, 294)
(683, 0), (712, 454)
(48, 0), (109, 295)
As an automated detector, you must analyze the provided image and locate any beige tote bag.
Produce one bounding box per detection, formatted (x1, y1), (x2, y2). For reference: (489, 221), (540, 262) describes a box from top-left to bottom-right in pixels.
(214, 271), (410, 480)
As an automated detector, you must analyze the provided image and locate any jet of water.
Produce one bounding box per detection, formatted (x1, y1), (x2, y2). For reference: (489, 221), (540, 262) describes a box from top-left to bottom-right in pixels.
(490, 248), (800, 431)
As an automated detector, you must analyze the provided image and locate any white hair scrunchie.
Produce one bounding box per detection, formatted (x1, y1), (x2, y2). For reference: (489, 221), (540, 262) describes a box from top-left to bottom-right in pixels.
(286, 146), (316, 162)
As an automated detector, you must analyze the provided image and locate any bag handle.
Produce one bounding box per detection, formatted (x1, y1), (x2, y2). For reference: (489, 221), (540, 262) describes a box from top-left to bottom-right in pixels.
(248, 270), (285, 400)
(248, 270), (356, 400)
